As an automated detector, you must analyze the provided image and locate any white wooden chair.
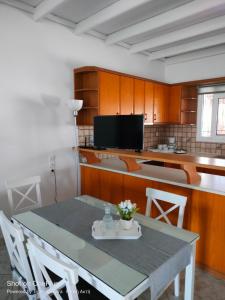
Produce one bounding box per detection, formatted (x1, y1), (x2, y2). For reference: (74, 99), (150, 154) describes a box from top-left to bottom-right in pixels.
(5, 176), (42, 215)
(0, 211), (36, 299)
(145, 188), (187, 298)
(27, 238), (79, 300)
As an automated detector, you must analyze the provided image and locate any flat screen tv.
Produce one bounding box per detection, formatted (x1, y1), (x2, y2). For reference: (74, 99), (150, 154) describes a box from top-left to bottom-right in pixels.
(94, 114), (144, 151)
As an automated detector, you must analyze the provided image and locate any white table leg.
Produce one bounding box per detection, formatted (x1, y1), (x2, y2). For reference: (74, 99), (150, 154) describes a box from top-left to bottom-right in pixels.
(184, 242), (196, 300)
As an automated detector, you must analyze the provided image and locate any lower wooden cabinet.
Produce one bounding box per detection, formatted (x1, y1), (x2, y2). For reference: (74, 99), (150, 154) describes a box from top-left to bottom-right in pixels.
(81, 165), (225, 278)
(123, 175), (150, 214)
(81, 166), (123, 204)
(81, 166), (100, 198)
(99, 169), (124, 204)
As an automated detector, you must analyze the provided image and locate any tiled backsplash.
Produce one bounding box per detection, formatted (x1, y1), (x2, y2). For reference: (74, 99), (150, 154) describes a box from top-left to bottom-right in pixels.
(78, 126), (94, 147)
(157, 125), (225, 155)
(78, 125), (225, 155)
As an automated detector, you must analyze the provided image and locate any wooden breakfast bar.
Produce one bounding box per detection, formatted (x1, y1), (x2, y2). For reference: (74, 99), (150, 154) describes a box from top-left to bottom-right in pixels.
(79, 148), (225, 279)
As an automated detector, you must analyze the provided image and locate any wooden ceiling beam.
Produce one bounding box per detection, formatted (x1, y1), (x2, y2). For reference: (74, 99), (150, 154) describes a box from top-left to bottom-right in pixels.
(165, 45), (225, 65)
(74, 0), (153, 35)
(106, 0), (225, 45)
(33, 0), (67, 21)
(130, 15), (225, 54)
(0, 0), (149, 57)
(148, 33), (225, 60)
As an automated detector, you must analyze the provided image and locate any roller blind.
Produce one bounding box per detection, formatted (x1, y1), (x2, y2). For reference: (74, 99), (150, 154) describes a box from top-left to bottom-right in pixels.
(198, 84), (225, 94)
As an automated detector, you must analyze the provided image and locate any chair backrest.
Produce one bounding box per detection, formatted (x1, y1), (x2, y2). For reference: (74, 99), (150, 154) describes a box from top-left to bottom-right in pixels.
(145, 188), (187, 228)
(27, 238), (79, 300)
(5, 176), (42, 215)
(0, 211), (35, 293)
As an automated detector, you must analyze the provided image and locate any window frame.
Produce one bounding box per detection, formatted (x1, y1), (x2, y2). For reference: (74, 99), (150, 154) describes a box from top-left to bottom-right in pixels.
(196, 92), (225, 143)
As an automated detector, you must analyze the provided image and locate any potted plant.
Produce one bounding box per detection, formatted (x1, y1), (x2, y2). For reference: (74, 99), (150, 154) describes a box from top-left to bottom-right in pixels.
(116, 200), (139, 230)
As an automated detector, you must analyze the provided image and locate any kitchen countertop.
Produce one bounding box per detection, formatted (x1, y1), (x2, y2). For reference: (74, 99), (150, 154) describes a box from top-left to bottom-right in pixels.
(80, 157), (225, 196)
(79, 148), (225, 171)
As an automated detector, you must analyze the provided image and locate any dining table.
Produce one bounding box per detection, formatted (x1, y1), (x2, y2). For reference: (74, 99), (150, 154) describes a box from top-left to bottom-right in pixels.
(12, 195), (199, 300)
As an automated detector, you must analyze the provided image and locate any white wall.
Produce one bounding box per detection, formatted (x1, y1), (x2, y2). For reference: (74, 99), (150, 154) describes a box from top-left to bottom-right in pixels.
(165, 53), (225, 83)
(0, 4), (164, 215)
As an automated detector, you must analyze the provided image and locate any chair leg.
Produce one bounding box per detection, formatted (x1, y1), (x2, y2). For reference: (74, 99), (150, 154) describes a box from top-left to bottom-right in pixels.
(174, 273), (180, 297)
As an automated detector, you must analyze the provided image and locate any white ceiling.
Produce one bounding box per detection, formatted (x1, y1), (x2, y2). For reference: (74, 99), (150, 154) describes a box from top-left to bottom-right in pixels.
(2, 0), (225, 63)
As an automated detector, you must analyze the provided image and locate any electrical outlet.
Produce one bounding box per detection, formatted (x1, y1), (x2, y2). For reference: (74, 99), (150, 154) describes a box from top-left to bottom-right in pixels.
(49, 154), (55, 171)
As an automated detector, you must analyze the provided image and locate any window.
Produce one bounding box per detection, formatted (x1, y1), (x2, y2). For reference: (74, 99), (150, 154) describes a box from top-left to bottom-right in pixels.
(197, 91), (225, 143)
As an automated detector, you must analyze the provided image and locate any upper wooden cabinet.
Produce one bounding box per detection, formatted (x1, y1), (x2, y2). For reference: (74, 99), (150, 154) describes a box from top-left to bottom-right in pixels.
(144, 81), (154, 124)
(181, 85), (197, 125)
(169, 85), (197, 125)
(134, 79), (145, 115)
(74, 66), (183, 125)
(169, 85), (182, 124)
(120, 76), (134, 115)
(154, 83), (169, 123)
(99, 71), (120, 115)
(74, 70), (99, 125)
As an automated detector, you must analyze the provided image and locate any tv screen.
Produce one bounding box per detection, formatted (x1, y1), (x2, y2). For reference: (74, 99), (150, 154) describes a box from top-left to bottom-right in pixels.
(94, 114), (144, 151)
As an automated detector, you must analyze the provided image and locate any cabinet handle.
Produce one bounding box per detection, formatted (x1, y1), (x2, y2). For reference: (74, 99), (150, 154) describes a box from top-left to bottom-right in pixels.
(153, 114), (156, 121)
(116, 112), (119, 115)
(144, 113), (147, 120)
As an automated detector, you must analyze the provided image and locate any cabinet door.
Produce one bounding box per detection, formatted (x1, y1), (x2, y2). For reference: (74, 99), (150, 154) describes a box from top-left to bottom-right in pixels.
(80, 166), (100, 198)
(169, 85), (181, 123)
(99, 169), (124, 204)
(120, 76), (134, 115)
(99, 71), (120, 115)
(134, 79), (145, 114)
(154, 83), (169, 123)
(123, 175), (151, 214)
(144, 81), (154, 124)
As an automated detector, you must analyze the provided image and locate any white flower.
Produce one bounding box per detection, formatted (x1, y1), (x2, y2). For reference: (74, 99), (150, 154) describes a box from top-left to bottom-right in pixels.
(119, 201), (126, 209)
(127, 202), (132, 210)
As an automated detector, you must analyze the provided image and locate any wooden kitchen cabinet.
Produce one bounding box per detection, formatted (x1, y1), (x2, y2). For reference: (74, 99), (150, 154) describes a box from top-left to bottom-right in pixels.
(120, 76), (134, 115)
(134, 79), (145, 115)
(144, 81), (154, 124)
(81, 163), (192, 227)
(99, 169), (124, 204)
(181, 85), (197, 125)
(154, 83), (169, 123)
(169, 85), (182, 123)
(74, 70), (99, 125)
(81, 166), (100, 198)
(74, 66), (172, 125)
(168, 84), (198, 125)
(99, 71), (120, 115)
(123, 175), (150, 214)
(81, 165), (123, 204)
(81, 162), (225, 277)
